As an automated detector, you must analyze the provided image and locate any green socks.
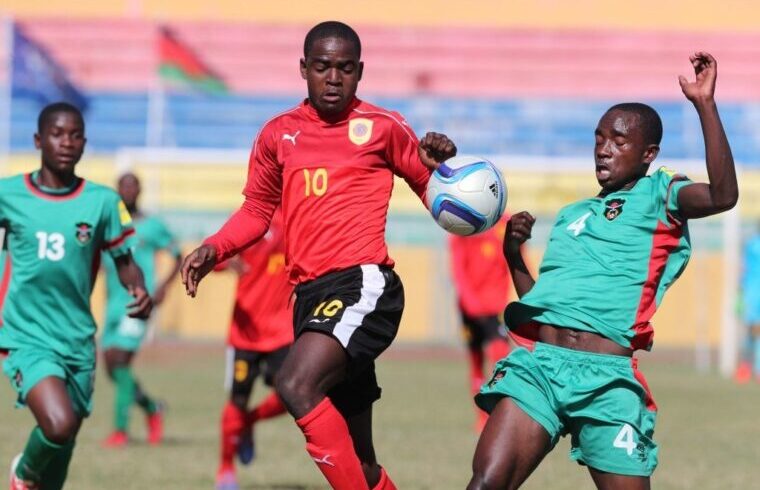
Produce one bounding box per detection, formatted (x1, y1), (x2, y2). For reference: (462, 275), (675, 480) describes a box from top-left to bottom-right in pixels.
(135, 382), (158, 415)
(42, 440), (75, 490)
(113, 366), (159, 432)
(112, 366), (136, 431)
(16, 426), (65, 482)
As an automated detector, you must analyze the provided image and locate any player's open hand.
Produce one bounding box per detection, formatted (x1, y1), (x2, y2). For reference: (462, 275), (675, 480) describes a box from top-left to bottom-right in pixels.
(679, 52), (717, 105)
(504, 211), (535, 257)
(181, 244), (218, 297)
(127, 285), (153, 319)
(418, 132), (457, 170)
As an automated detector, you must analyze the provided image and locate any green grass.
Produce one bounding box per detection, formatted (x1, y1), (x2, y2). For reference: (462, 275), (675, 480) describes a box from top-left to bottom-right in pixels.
(1, 343), (759, 489)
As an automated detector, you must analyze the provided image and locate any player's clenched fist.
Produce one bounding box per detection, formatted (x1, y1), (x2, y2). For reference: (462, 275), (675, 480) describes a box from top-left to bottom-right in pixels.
(504, 211), (536, 257)
(181, 244), (218, 297)
(418, 132), (457, 170)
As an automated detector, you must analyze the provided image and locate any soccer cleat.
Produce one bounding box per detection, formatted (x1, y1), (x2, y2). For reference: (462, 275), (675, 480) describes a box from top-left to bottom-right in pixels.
(237, 425), (256, 465)
(102, 431), (128, 448)
(215, 470), (239, 490)
(146, 402), (165, 445)
(9, 454), (39, 490)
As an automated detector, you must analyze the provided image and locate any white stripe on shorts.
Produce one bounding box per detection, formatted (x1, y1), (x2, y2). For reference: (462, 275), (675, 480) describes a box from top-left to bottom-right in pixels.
(333, 264), (386, 348)
(223, 346), (234, 391)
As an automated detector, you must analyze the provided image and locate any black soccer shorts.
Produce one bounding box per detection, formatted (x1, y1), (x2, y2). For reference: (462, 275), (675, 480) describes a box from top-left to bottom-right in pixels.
(293, 264), (404, 416)
(225, 345), (290, 398)
(460, 312), (505, 350)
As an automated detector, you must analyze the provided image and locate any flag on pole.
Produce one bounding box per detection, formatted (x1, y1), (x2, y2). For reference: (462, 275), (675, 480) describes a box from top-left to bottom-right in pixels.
(158, 26), (227, 94)
(11, 23), (88, 110)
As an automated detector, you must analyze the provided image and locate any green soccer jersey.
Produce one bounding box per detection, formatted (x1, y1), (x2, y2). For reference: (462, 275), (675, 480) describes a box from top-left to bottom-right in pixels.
(505, 167), (693, 350)
(103, 214), (178, 327)
(0, 172), (135, 364)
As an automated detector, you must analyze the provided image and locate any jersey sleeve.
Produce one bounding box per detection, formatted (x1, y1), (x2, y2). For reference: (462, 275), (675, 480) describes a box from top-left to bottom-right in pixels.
(204, 125), (281, 262)
(653, 166), (692, 224)
(102, 193), (136, 258)
(384, 112), (432, 202)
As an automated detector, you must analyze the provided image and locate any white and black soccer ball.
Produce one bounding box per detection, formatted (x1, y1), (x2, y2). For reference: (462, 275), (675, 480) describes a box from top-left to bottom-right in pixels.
(425, 155), (507, 236)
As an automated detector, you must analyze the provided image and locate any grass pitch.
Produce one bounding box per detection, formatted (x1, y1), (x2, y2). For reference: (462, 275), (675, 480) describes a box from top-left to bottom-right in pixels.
(1, 343), (759, 489)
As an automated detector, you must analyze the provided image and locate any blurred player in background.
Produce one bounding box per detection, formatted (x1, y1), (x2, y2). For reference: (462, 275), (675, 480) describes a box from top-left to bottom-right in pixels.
(0, 103), (152, 490)
(101, 172), (181, 447)
(215, 210), (292, 490)
(469, 53), (737, 489)
(736, 228), (760, 383)
(449, 215), (511, 431)
(182, 21), (456, 490)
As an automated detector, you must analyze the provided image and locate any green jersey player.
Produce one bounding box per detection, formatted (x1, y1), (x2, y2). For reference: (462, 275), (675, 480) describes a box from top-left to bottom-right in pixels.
(0, 103), (152, 490)
(101, 172), (181, 448)
(469, 52), (738, 490)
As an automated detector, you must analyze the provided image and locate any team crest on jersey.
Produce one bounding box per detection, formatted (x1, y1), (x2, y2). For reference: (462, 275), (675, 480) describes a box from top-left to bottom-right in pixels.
(349, 118), (373, 145)
(75, 222), (93, 245)
(604, 199), (625, 221)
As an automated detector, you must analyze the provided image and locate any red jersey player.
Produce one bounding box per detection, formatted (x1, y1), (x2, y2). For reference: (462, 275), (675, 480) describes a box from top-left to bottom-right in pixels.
(215, 210), (292, 490)
(181, 21), (457, 490)
(449, 215), (512, 430)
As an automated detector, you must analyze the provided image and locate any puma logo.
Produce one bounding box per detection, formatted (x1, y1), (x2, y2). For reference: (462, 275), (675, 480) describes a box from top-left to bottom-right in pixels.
(309, 318), (330, 324)
(312, 454), (334, 467)
(282, 130), (301, 146)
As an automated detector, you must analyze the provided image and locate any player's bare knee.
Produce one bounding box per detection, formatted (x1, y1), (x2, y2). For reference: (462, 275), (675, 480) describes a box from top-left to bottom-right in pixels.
(275, 370), (323, 416)
(230, 394), (248, 411)
(39, 413), (78, 444)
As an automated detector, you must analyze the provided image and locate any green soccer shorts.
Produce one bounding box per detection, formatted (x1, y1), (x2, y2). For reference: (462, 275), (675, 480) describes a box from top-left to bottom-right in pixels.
(476, 340), (659, 477)
(101, 315), (148, 352)
(2, 348), (95, 417)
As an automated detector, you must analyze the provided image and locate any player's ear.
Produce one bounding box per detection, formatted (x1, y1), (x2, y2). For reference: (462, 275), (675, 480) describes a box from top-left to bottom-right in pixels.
(357, 61), (364, 81)
(643, 144), (659, 165)
(300, 58), (308, 80)
(33, 132), (41, 150)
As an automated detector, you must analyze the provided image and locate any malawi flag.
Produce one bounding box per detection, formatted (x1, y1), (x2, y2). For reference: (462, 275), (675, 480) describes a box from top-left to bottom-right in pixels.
(158, 26), (227, 94)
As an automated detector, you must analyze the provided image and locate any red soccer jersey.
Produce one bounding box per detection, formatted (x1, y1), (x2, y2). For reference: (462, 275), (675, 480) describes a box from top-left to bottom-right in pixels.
(449, 215), (512, 317)
(220, 211), (294, 352)
(205, 98), (431, 284)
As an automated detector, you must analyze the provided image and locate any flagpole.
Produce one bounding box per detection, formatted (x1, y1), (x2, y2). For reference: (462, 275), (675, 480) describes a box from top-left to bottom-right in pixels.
(0, 16), (13, 173)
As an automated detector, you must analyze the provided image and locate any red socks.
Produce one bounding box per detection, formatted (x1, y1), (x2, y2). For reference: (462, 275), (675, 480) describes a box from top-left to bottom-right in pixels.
(219, 402), (245, 472)
(372, 467), (398, 490)
(296, 398), (369, 490)
(248, 392), (286, 425)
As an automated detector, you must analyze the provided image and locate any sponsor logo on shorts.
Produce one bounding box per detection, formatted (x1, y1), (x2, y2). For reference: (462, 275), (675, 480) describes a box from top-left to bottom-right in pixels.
(636, 442), (647, 462)
(487, 370), (506, 388)
(75, 222), (93, 245)
(604, 198), (625, 221)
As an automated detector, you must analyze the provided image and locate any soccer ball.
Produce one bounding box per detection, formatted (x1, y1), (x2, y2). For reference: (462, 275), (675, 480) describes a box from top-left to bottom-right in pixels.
(425, 155), (507, 236)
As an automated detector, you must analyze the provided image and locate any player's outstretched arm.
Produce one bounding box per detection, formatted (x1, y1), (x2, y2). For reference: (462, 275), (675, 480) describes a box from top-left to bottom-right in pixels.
(503, 211), (536, 298)
(114, 253), (153, 319)
(181, 244), (218, 298)
(418, 132), (457, 169)
(676, 52), (738, 219)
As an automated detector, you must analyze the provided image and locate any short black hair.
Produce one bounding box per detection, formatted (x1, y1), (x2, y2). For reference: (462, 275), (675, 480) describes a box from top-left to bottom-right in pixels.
(606, 102), (662, 146)
(117, 172), (140, 186)
(303, 21), (361, 59)
(37, 102), (85, 134)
